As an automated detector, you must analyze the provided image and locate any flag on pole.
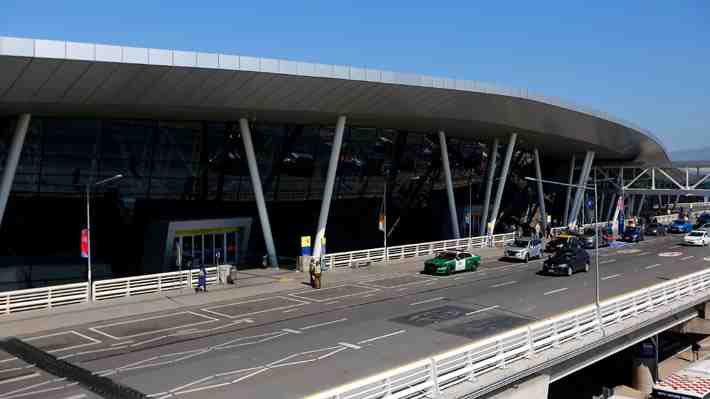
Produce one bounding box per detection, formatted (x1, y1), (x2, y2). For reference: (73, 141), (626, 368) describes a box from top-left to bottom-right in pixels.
(378, 199), (385, 232)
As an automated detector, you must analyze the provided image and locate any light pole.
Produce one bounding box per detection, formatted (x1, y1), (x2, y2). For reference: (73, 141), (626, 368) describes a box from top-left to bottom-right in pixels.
(468, 172), (473, 241)
(86, 173), (123, 300)
(524, 174), (608, 331)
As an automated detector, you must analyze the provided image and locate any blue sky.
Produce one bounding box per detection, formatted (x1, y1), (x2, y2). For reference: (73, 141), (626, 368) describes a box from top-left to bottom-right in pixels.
(2, 1), (708, 151)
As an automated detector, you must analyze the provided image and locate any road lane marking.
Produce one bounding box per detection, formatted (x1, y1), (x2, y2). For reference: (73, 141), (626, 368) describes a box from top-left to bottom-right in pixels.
(599, 259), (616, 265)
(0, 372), (39, 386)
(397, 287), (409, 291)
(339, 342), (362, 350)
(602, 274), (621, 280)
(361, 293), (377, 298)
(357, 330), (406, 344)
(645, 264), (662, 270)
(410, 297), (446, 306)
(282, 329), (302, 334)
(681, 256), (695, 261)
(544, 287), (569, 296)
(301, 318), (348, 331)
(637, 252), (652, 256)
(465, 305), (500, 315)
(322, 300), (341, 305)
(490, 281), (517, 288)
(283, 308), (301, 313)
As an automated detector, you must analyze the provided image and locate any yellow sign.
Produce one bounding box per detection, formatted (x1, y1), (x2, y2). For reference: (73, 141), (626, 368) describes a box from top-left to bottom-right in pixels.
(301, 236), (311, 247)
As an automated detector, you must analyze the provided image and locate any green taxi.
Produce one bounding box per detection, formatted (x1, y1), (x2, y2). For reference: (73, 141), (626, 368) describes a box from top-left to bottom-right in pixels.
(424, 250), (481, 275)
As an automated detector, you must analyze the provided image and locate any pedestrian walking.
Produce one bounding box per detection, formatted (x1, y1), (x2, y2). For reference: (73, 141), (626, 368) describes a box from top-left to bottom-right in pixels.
(196, 264), (208, 293)
(309, 258), (322, 289)
(534, 223), (541, 239)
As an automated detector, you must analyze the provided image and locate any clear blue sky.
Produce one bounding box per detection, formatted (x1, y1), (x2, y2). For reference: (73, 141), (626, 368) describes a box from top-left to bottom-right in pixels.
(2, 1), (708, 151)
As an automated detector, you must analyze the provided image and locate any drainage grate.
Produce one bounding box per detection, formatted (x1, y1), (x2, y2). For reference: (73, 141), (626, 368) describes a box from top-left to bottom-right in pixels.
(0, 337), (146, 399)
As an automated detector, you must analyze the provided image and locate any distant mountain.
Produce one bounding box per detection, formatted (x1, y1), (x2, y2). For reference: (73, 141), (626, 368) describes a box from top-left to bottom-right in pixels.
(670, 147), (710, 162)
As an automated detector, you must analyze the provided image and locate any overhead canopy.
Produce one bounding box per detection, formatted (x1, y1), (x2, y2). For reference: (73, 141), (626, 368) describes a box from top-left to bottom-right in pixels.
(0, 36), (669, 163)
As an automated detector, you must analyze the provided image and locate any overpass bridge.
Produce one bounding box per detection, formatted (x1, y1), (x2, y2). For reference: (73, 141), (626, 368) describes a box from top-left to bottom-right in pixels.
(2, 220), (710, 398)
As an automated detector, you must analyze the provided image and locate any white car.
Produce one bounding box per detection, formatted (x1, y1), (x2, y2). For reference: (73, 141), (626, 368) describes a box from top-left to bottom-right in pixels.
(684, 230), (710, 246)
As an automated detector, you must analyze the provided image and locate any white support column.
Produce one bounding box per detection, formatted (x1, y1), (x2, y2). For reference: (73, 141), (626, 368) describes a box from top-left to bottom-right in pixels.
(533, 148), (547, 230)
(479, 138), (499, 235)
(239, 118), (278, 268)
(487, 133), (517, 235)
(563, 154), (576, 226)
(0, 114), (31, 228)
(568, 151), (595, 228)
(438, 131), (460, 238)
(313, 116), (347, 260)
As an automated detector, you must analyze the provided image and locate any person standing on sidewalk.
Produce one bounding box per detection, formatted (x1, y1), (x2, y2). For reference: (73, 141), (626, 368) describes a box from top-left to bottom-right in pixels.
(309, 258), (322, 289)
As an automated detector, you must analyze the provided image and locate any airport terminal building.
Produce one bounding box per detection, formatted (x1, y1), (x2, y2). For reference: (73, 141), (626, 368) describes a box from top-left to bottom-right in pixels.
(0, 36), (673, 288)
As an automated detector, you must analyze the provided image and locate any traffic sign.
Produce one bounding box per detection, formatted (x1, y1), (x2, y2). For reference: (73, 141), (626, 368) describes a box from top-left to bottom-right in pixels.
(81, 228), (88, 258)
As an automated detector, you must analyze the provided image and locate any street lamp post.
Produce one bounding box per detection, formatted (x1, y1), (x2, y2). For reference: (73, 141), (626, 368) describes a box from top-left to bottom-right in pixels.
(468, 172), (473, 241)
(86, 173), (123, 300)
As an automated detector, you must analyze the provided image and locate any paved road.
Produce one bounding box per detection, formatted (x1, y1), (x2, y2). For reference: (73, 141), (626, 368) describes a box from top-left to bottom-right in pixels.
(1, 235), (709, 399)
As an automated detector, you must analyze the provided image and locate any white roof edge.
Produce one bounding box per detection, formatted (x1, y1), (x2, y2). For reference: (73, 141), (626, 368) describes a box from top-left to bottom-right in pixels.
(0, 35), (667, 152)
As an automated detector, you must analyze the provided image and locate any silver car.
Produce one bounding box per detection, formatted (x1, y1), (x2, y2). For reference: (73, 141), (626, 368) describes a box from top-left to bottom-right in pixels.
(504, 238), (543, 262)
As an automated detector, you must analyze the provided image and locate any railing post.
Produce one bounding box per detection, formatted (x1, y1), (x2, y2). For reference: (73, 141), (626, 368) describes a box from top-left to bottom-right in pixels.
(632, 296), (639, 317)
(385, 377), (392, 396)
(497, 340), (507, 368)
(429, 358), (441, 398)
(526, 327), (535, 358)
(126, 279), (131, 297)
(158, 275), (162, 293)
(4, 294), (9, 315)
(552, 322), (560, 348)
(467, 350), (477, 381)
(574, 315), (581, 339)
(47, 288), (52, 310)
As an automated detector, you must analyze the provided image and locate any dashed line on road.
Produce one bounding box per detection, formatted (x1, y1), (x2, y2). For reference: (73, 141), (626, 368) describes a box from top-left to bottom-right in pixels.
(361, 293), (377, 298)
(490, 280), (517, 288)
(339, 342), (362, 350)
(681, 256), (695, 261)
(283, 308), (301, 313)
(544, 288), (569, 296)
(602, 274), (621, 281)
(410, 297), (446, 306)
(282, 329), (302, 334)
(599, 259), (616, 265)
(637, 252), (652, 256)
(301, 318), (348, 331)
(645, 264), (662, 270)
(465, 305), (500, 316)
(357, 330), (406, 345)
(322, 300), (341, 305)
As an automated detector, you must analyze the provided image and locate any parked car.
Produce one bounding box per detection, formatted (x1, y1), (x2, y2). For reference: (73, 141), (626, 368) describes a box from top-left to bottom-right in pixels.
(424, 251), (481, 275)
(503, 238), (543, 262)
(580, 228), (609, 249)
(644, 223), (667, 236)
(695, 213), (710, 227)
(545, 232), (582, 253)
(668, 219), (694, 234)
(684, 230), (710, 247)
(541, 247), (591, 276)
(621, 227), (645, 243)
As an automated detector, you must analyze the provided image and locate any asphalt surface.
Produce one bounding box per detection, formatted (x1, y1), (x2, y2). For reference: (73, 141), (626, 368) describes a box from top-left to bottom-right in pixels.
(1, 235), (710, 399)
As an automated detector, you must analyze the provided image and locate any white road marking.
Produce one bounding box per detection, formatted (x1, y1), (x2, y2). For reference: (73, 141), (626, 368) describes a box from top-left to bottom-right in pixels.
(59, 395), (87, 399)
(453, 276), (466, 280)
(283, 308), (300, 313)
(282, 329), (302, 334)
(361, 293), (376, 298)
(637, 252), (652, 256)
(357, 330), (406, 344)
(681, 256), (695, 261)
(645, 264), (662, 270)
(490, 280), (517, 288)
(301, 318), (348, 331)
(602, 274), (621, 280)
(0, 372), (39, 385)
(423, 281), (437, 285)
(24, 330), (101, 353)
(396, 287), (409, 291)
(599, 259), (616, 265)
(89, 311), (218, 340)
(322, 300), (341, 305)
(544, 287), (569, 296)
(339, 342), (362, 350)
(465, 305), (500, 315)
(410, 297), (446, 306)
(203, 296), (308, 318)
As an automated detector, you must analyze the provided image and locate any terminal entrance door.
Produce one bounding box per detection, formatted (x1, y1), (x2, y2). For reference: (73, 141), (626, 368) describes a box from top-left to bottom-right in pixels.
(175, 228), (240, 268)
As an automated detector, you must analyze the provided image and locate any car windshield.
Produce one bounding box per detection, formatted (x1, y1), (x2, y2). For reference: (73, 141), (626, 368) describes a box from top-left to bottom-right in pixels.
(689, 232), (704, 237)
(435, 252), (457, 260)
(556, 251), (574, 260)
(513, 240), (529, 247)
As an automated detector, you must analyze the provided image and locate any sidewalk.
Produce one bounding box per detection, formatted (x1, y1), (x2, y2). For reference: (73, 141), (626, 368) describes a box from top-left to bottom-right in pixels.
(0, 246), (505, 338)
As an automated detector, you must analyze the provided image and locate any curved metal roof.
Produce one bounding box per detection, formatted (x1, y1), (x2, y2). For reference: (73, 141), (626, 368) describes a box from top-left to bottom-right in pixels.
(0, 36), (669, 163)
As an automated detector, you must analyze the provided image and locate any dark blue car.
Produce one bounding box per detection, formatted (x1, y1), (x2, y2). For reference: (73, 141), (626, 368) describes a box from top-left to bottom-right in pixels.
(622, 227), (644, 243)
(668, 219), (693, 234)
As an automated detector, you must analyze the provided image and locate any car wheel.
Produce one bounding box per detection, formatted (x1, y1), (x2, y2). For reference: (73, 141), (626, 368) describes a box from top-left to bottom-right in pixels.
(567, 267), (573, 276)
(584, 262), (590, 273)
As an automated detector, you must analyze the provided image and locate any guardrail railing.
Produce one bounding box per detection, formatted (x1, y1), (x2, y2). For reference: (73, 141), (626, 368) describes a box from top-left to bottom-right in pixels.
(322, 233), (514, 269)
(92, 267), (219, 301)
(307, 267), (710, 399)
(0, 283), (89, 315)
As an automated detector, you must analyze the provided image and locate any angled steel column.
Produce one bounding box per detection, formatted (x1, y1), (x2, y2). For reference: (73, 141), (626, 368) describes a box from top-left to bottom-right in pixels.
(0, 114), (31, 228)
(533, 148), (547, 230)
(313, 116), (347, 260)
(606, 193), (617, 222)
(628, 195), (636, 218)
(637, 194), (646, 217)
(479, 138), (499, 235)
(240, 118), (278, 268)
(487, 133), (517, 235)
(562, 154), (576, 226)
(569, 151), (595, 227)
(438, 131), (460, 238)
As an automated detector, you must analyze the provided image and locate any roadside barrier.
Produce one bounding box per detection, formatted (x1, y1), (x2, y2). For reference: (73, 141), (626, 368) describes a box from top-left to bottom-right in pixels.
(92, 267), (218, 301)
(0, 283), (89, 315)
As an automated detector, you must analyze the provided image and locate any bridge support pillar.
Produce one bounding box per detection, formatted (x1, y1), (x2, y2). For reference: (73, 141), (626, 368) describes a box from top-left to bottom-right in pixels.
(487, 133), (517, 236)
(313, 115), (347, 261)
(480, 138), (499, 235)
(569, 151), (595, 228)
(490, 374), (550, 399)
(0, 114), (31, 229)
(563, 155), (576, 227)
(240, 118), (278, 268)
(438, 131), (460, 238)
(533, 149), (547, 231)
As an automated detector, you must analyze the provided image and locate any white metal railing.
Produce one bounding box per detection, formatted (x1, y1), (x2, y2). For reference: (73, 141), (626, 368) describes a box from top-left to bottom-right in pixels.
(0, 282), (89, 315)
(678, 202), (710, 209)
(322, 234), (514, 269)
(92, 267), (218, 301)
(307, 267), (710, 399)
